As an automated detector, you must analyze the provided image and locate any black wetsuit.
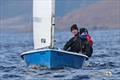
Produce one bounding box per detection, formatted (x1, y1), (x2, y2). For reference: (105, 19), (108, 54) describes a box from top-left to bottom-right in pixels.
(63, 33), (93, 59)
(63, 33), (81, 53)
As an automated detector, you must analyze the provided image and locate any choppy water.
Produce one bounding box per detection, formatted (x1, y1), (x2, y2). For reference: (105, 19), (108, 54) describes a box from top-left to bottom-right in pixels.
(0, 29), (120, 80)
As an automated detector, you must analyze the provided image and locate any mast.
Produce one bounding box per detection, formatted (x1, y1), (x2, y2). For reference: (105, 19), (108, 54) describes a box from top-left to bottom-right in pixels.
(50, 0), (55, 49)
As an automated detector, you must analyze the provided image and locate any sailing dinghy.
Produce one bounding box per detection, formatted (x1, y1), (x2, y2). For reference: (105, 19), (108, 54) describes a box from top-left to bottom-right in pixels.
(20, 0), (88, 69)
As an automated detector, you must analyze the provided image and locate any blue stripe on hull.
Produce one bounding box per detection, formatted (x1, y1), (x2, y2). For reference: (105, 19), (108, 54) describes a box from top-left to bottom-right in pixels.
(22, 50), (86, 69)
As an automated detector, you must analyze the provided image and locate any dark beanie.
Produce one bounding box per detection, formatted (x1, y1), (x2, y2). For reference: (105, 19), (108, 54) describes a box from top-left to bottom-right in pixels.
(79, 28), (88, 35)
(71, 24), (78, 32)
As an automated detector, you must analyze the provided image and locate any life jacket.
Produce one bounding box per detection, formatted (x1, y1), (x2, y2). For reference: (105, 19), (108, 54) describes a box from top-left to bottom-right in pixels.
(80, 34), (93, 58)
(86, 34), (93, 47)
(79, 28), (93, 47)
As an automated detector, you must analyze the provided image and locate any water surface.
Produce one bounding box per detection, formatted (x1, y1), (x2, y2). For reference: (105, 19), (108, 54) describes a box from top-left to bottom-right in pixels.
(0, 29), (120, 80)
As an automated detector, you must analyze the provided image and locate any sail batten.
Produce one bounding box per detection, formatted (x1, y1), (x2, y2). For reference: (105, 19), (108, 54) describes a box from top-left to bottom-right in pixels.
(33, 0), (53, 49)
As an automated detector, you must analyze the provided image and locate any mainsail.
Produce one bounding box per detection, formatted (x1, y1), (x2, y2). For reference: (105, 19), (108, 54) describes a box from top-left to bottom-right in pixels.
(33, 0), (55, 49)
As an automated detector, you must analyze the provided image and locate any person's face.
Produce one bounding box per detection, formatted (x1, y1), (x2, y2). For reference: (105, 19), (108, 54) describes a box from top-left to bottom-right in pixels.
(71, 29), (78, 36)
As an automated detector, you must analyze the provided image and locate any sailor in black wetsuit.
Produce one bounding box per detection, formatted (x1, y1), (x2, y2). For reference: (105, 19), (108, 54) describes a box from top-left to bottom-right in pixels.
(63, 24), (93, 60)
(63, 24), (81, 53)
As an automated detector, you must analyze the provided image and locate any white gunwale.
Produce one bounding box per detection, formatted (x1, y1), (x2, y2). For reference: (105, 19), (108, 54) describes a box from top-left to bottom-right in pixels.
(20, 49), (88, 58)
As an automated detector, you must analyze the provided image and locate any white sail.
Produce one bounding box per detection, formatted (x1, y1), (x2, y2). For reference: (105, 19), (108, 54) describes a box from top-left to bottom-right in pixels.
(33, 0), (54, 49)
